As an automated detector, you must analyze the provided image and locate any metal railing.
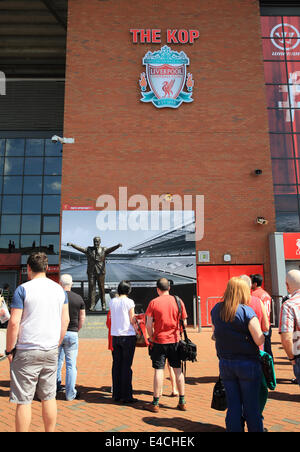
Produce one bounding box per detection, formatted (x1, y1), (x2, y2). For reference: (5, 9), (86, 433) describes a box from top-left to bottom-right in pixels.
(202, 295), (285, 328)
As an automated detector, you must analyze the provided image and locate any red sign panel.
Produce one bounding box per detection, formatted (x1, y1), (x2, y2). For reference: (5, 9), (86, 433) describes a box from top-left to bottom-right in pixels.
(283, 233), (300, 259)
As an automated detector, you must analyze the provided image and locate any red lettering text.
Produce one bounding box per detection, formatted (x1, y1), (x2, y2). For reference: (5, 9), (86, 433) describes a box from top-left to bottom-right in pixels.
(189, 29), (200, 43)
(167, 29), (178, 44)
(178, 29), (189, 44)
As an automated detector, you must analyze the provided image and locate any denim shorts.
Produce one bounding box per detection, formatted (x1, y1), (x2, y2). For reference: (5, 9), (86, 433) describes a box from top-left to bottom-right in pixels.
(10, 348), (58, 404)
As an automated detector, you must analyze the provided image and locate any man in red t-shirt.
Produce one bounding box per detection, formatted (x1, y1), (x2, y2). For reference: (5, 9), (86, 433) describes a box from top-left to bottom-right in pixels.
(250, 274), (273, 358)
(145, 278), (188, 413)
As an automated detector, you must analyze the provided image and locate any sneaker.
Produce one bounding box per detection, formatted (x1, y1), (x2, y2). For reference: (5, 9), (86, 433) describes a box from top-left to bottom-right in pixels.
(177, 403), (187, 411)
(145, 403), (159, 413)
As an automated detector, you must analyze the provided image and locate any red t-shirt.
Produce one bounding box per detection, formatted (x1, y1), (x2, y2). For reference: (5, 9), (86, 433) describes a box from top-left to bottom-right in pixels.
(145, 295), (188, 344)
(249, 295), (264, 351)
(251, 287), (272, 322)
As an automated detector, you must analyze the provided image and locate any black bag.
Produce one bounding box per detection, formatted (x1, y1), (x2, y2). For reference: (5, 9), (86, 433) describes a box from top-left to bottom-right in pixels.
(174, 296), (197, 363)
(211, 377), (227, 411)
(259, 350), (276, 390)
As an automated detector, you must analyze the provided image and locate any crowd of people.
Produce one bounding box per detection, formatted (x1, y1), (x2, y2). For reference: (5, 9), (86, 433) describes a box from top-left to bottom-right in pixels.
(0, 251), (299, 432)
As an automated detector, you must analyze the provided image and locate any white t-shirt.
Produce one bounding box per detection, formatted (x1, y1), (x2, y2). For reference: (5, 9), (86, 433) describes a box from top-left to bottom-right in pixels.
(109, 296), (135, 336)
(11, 277), (68, 351)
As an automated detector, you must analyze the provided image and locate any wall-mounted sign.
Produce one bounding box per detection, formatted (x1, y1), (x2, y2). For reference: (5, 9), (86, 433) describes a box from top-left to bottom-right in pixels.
(198, 251), (210, 263)
(283, 233), (300, 260)
(139, 45), (194, 109)
(130, 29), (199, 44)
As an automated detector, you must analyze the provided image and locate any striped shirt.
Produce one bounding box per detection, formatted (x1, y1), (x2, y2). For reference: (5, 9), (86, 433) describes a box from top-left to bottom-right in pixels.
(279, 289), (300, 356)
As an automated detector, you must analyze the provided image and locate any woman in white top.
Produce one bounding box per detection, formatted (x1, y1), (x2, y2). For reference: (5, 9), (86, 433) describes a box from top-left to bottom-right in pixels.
(109, 280), (137, 403)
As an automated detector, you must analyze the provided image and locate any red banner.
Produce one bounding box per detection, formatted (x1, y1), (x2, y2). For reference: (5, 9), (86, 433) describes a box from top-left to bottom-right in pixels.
(283, 233), (300, 259)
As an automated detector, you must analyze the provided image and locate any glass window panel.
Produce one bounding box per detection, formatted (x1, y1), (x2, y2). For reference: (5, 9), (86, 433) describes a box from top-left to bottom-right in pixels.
(290, 109), (300, 133)
(263, 62), (288, 84)
(1, 215), (20, 234)
(20, 235), (40, 249)
(24, 158), (43, 175)
(21, 215), (41, 234)
(274, 185), (297, 195)
(0, 139), (5, 156)
(22, 196), (42, 214)
(5, 139), (25, 156)
(25, 139), (44, 156)
(22, 196), (42, 213)
(3, 176), (22, 194)
(262, 39), (285, 61)
(282, 19), (300, 60)
(23, 176), (42, 194)
(261, 16), (283, 39)
(4, 157), (24, 175)
(43, 176), (61, 194)
(266, 85), (290, 109)
(0, 157), (4, 175)
(275, 194), (298, 212)
(2, 196), (21, 214)
(45, 140), (62, 156)
(43, 195), (61, 214)
(267, 109), (293, 133)
(44, 157), (62, 175)
(269, 134), (294, 158)
(0, 235), (19, 250)
(293, 134), (300, 158)
(272, 159), (297, 184)
(41, 234), (60, 254)
(43, 216), (60, 233)
(276, 212), (300, 232)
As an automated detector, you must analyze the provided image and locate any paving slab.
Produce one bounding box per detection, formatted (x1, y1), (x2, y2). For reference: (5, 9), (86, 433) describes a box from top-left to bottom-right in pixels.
(0, 328), (299, 433)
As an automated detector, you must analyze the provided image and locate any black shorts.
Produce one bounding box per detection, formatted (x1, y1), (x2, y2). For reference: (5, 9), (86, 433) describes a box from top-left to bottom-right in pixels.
(150, 343), (181, 370)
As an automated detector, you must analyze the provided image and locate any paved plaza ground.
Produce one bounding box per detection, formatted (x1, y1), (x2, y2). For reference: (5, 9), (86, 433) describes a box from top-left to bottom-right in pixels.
(0, 326), (299, 433)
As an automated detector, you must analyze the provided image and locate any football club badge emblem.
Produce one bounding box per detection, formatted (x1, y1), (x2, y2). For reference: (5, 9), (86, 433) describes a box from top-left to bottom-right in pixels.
(139, 45), (194, 108)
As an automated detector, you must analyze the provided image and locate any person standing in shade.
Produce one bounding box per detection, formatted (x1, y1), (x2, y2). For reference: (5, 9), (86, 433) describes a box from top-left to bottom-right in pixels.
(6, 252), (69, 432)
(109, 280), (137, 403)
(57, 274), (86, 401)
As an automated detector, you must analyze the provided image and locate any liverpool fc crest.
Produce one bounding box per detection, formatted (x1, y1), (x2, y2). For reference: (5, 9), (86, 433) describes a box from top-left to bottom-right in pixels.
(139, 45), (194, 109)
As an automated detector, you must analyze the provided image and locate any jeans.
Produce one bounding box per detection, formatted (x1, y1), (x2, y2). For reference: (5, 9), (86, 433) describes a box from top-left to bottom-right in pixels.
(57, 331), (79, 401)
(219, 358), (264, 432)
(112, 335), (136, 401)
(294, 357), (300, 385)
(263, 327), (273, 359)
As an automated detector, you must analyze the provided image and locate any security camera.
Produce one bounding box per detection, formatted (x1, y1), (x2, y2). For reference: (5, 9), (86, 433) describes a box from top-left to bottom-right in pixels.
(254, 169), (262, 175)
(256, 216), (268, 225)
(51, 135), (75, 144)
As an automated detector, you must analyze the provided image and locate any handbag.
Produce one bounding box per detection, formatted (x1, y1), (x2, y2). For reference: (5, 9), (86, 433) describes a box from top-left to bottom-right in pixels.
(174, 296), (197, 362)
(211, 377), (227, 411)
(134, 313), (149, 348)
(0, 300), (10, 324)
(259, 350), (276, 390)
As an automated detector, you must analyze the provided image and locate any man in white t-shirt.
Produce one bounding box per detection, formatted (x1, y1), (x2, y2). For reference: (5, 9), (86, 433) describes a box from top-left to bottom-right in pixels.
(6, 252), (69, 432)
(109, 280), (137, 403)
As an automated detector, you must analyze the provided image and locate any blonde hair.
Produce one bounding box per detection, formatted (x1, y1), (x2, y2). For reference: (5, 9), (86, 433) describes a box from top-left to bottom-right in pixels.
(220, 277), (251, 322)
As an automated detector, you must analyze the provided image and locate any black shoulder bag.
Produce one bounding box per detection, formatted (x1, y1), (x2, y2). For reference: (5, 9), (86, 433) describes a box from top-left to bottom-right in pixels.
(174, 295), (197, 363)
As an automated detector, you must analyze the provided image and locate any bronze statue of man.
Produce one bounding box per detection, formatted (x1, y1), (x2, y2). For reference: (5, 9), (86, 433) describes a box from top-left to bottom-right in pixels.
(66, 237), (122, 311)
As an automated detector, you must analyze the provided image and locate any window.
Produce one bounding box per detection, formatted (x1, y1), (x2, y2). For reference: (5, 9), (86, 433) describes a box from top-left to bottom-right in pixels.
(0, 138), (62, 253)
(261, 15), (300, 231)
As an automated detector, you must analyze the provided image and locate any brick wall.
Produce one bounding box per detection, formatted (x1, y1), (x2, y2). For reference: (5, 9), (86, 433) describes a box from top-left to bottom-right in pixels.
(62, 0), (276, 291)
